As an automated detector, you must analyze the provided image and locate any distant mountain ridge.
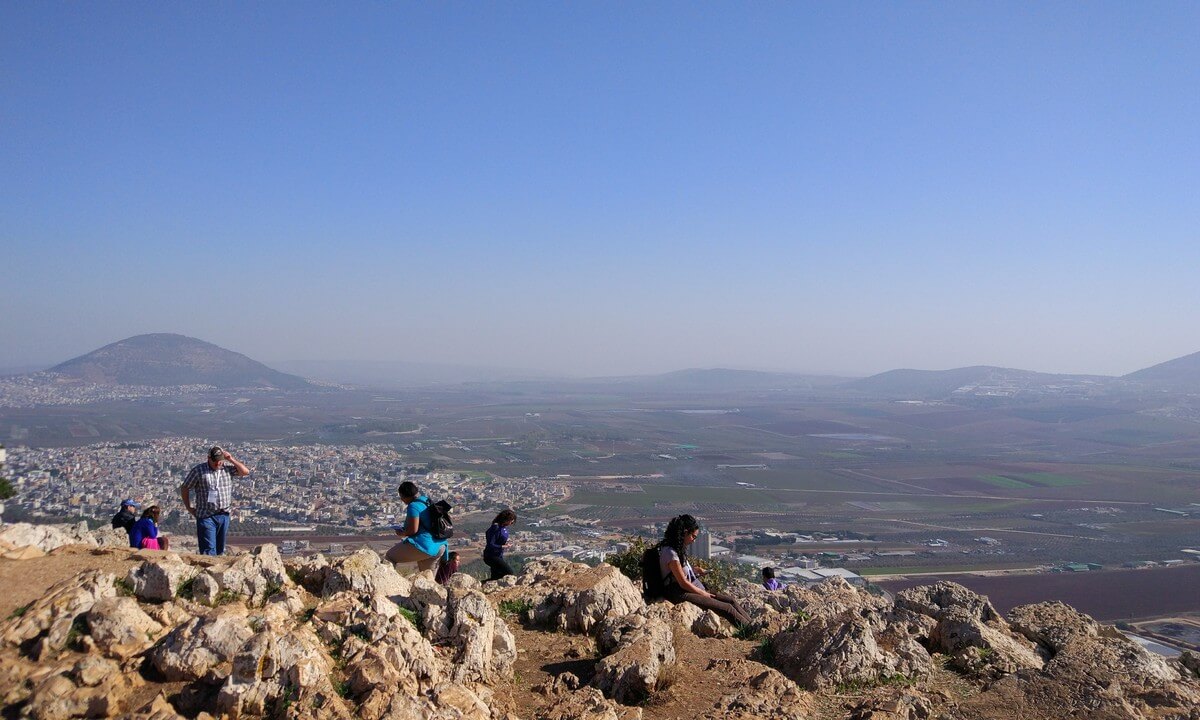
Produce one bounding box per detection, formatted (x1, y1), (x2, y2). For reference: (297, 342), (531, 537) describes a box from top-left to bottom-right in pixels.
(1123, 349), (1200, 390)
(51, 334), (311, 389)
(844, 365), (1101, 398)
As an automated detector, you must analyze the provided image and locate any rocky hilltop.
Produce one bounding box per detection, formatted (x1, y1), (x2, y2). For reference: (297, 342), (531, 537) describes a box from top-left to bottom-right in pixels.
(0, 524), (1197, 720)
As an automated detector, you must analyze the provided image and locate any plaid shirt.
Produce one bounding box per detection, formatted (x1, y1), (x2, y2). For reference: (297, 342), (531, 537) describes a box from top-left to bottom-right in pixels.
(182, 462), (235, 519)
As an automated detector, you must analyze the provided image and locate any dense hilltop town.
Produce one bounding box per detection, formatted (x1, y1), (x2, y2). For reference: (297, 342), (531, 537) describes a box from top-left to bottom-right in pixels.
(0, 373), (218, 408)
(3, 439), (563, 530)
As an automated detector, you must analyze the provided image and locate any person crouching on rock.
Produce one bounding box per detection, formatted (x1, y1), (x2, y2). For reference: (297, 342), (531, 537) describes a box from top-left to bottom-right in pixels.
(111, 498), (140, 541)
(762, 566), (782, 591)
(658, 514), (751, 627)
(483, 508), (516, 582)
(386, 481), (447, 572)
(130, 505), (169, 551)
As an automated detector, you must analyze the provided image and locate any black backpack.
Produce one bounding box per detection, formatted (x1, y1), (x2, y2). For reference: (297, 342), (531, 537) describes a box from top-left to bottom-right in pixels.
(426, 498), (454, 541)
(641, 545), (666, 602)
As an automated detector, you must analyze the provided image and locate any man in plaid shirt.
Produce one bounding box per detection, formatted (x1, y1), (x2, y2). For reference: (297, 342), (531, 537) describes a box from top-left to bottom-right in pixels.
(180, 445), (250, 555)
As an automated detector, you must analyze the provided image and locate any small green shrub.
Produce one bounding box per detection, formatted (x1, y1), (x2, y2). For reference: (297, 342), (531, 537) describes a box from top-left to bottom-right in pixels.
(275, 686), (296, 715)
(733, 623), (760, 640)
(261, 581), (283, 604)
(334, 679), (351, 698)
(66, 615), (89, 651)
(835, 673), (916, 693)
(176, 577), (196, 600)
(756, 636), (776, 667)
(397, 606), (422, 631)
(498, 598), (534, 617)
(213, 589), (242, 606)
(8, 604), (30, 620)
(606, 536), (654, 582)
(113, 578), (135, 597)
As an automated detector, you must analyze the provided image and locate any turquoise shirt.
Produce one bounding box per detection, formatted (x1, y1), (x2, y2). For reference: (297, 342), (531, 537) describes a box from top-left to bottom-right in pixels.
(403, 495), (448, 558)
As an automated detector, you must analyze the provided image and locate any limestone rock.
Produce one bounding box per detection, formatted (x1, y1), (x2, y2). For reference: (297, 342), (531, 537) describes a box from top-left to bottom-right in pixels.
(847, 689), (934, 720)
(895, 581), (1003, 624)
(0, 541), (46, 560)
(216, 623), (351, 719)
(1007, 601), (1121, 653)
(73, 656), (121, 687)
(86, 596), (164, 659)
(770, 608), (931, 690)
(897, 582), (1043, 679)
(534, 687), (642, 720)
(0, 521), (98, 552)
(1, 569), (117, 659)
(284, 552), (331, 595)
(410, 570), (449, 607)
(592, 611), (675, 704)
(1178, 650), (1200, 679)
(707, 658), (812, 720)
(426, 681), (493, 719)
(943, 602), (1200, 720)
(193, 544), (289, 606)
(127, 556), (200, 603)
(149, 605), (256, 682)
(931, 606), (1044, 678)
(486, 557), (644, 633)
(25, 660), (143, 719)
(533, 672), (581, 696)
(321, 547), (412, 601)
(693, 609), (732, 638)
(440, 586), (516, 686)
(645, 599), (702, 631)
(448, 572), (483, 593)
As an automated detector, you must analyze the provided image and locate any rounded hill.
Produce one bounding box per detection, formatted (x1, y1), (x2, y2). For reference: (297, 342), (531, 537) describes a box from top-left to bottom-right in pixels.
(50, 333), (311, 389)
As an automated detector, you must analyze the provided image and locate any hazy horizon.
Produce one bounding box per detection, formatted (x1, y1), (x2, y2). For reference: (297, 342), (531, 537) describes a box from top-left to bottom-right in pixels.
(4, 4), (1198, 378)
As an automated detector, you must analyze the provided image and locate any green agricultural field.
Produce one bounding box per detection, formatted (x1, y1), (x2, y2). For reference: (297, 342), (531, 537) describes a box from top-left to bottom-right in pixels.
(1016, 472), (1085, 487)
(978, 474), (1035, 489)
(569, 485), (780, 508)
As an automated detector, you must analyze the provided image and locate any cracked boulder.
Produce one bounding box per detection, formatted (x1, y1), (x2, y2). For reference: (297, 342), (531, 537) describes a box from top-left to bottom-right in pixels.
(592, 611), (676, 704)
(485, 557), (644, 633)
(86, 596), (165, 659)
(127, 556), (201, 603)
(191, 544), (290, 606)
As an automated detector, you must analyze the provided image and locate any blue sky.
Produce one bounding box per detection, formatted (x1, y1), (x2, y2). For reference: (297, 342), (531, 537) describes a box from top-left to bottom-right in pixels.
(3, 2), (1198, 376)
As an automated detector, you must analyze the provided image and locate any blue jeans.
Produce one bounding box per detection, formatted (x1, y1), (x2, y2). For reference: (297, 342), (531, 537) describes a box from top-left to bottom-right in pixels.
(196, 512), (229, 556)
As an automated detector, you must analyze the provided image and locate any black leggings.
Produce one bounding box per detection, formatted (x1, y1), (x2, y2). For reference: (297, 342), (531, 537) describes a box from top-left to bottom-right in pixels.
(484, 555), (514, 582)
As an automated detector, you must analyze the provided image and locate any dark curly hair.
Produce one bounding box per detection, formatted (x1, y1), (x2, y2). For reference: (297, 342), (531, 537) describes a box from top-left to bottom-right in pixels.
(658, 514), (700, 567)
(492, 508), (516, 526)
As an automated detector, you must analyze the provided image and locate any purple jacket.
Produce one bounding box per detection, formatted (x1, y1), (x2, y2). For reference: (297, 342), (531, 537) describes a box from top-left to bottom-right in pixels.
(485, 523), (508, 559)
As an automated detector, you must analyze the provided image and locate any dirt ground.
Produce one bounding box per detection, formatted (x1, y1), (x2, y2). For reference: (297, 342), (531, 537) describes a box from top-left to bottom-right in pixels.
(495, 620), (763, 720)
(0, 545), (220, 619)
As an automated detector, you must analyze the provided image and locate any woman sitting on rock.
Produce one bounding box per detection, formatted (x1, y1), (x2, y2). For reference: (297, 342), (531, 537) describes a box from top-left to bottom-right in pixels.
(658, 514), (750, 627)
(129, 505), (169, 551)
(386, 481), (447, 572)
